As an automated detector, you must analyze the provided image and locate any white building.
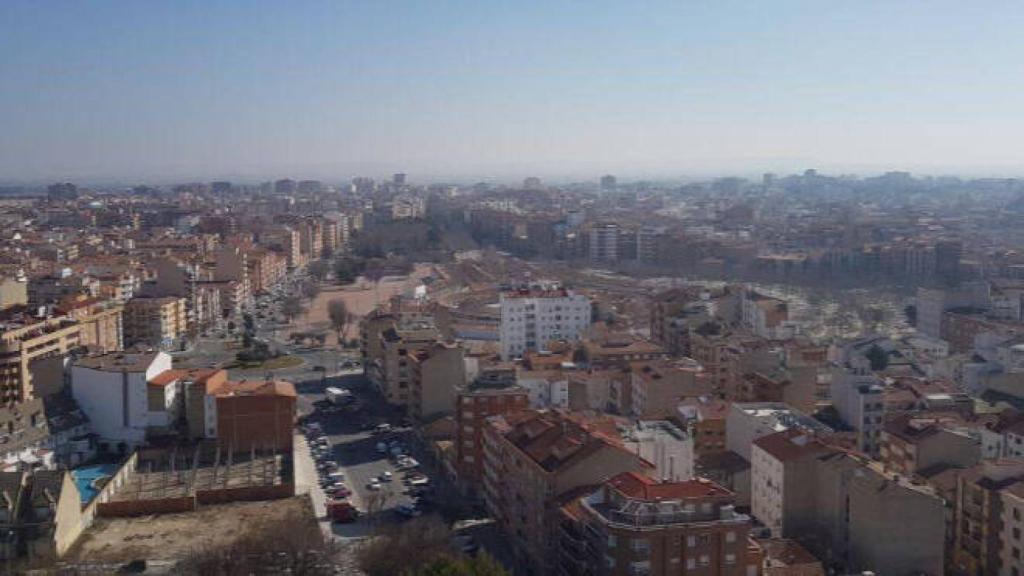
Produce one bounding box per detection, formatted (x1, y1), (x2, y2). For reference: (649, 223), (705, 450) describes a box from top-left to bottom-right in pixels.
(516, 371), (569, 409)
(830, 369), (886, 456)
(618, 420), (694, 482)
(498, 284), (591, 360)
(726, 402), (832, 461)
(70, 352), (178, 449)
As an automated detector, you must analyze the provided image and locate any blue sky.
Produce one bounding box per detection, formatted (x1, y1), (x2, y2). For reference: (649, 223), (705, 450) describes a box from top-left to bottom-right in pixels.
(2, 1), (1024, 183)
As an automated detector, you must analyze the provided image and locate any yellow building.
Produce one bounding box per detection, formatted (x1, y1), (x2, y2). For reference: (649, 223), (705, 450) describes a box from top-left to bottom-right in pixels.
(57, 296), (123, 353)
(0, 310), (81, 402)
(123, 296), (187, 349)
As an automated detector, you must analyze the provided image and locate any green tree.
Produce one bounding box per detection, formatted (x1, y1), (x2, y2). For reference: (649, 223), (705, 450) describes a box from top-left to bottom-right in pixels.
(865, 344), (889, 371)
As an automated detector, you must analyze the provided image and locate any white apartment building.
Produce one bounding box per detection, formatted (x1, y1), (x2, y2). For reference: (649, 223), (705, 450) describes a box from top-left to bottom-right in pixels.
(831, 369), (886, 456)
(726, 402), (832, 461)
(618, 419), (694, 481)
(70, 351), (178, 449)
(499, 285), (591, 360)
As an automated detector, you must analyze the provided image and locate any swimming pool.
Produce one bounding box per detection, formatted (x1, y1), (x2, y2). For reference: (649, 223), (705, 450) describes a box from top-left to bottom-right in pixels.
(72, 463), (120, 504)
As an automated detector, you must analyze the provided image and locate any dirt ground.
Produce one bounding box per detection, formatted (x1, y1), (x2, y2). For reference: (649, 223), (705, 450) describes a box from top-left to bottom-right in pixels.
(66, 496), (317, 564)
(290, 264), (437, 345)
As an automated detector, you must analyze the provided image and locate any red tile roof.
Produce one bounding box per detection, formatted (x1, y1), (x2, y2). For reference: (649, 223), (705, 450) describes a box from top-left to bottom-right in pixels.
(753, 429), (833, 462)
(606, 471), (732, 501)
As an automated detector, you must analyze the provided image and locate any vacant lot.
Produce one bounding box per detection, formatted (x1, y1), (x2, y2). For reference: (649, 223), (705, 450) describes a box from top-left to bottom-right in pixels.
(291, 264), (436, 344)
(67, 496), (317, 564)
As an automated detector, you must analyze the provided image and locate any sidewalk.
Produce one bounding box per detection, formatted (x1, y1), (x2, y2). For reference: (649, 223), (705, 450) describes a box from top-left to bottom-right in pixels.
(294, 432), (370, 541)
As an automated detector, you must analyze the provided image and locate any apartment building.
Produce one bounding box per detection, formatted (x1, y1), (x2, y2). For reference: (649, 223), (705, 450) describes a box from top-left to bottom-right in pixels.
(207, 378), (296, 454)
(829, 370), (886, 456)
(676, 397), (729, 456)
(122, 296), (187, 349)
(581, 332), (667, 368)
(626, 360), (711, 420)
(454, 369), (528, 492)
(0, 276), (27, 311)
(375, 320), (441, 406)
(881, 414), (980, 477)
(0, 310), (81, 402)
(70, 351), (175, 449)
(741, 290), (794, 340)
(618, 419), (694, 482)
(483, 409), (653, 573)
(56, 296), (123, 353)
(952, 459), (1024, 576)
(589, 222), (620, 263)
(751, 430), (836, 538)
(726, 402), (832, 461)
(408, 342), (466, 422)
(558, 472), (761, 576)
(499, 284), (591, 360)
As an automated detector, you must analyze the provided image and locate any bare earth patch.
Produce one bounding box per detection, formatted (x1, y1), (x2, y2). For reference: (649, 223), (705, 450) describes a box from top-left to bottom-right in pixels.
(66, 497), (317, 564)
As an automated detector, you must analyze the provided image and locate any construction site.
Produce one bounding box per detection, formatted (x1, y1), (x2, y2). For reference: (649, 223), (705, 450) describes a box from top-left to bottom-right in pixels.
(96, 443), (292, 517)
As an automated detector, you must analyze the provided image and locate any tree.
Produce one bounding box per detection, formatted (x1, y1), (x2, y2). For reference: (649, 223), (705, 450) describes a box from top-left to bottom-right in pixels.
(358, 517), (451, 576)
(865, 344), (889, 372)
(301, 280), (321, 302)
(328, 299), (350, 341)
(404, 553), (509, 576)
(281, 296), (305, 322)
(904, 304), (917, 326)
(308, 259), (330, 282)
(242, 332), (253, 349)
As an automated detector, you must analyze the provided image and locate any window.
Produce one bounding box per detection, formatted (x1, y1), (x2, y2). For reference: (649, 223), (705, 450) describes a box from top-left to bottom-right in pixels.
(607, 534), (617, 548)
(725, 553), (736, 565)
(686, 535), (696, 547)
(725, 530), (736, 543)
(699, 554), (710, 567)
(686, 558), (696, 569)
(1015, 527), (1021, 540)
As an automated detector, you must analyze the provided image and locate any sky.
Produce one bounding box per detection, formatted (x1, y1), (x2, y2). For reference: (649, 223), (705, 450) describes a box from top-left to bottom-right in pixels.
(2, 1), (1024, 184)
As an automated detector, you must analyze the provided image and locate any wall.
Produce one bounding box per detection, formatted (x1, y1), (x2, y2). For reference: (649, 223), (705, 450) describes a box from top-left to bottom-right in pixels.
(53, 472), (84, 557)
(97, 496), (194, 517)
(70, 367), (147, 445)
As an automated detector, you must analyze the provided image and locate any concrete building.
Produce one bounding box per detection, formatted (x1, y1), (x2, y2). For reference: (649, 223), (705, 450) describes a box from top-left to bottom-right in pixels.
(618, 419), (694, 482)
(0, 276), (27, 311)
(627, 360), (711, 420)
(122, 296), (187, 350)
(881, 414), (980, 477)
(829, 369), (886, 456)
(374, 319), (441, 406)
(741, 290), (795, 340)
(0, 310), (82, 402)
(916, 282), (990, 340)
(56, 296), (123, 353)
(676, 397), (730, 456)
(558, 472), (762, 576)
(952, 459), (1024, 576)
(751, 429), (835, 538)
(454, 369), (528, 492)
(499, 284), (591, 360)
(408, 342), (466, 422)
(483, 409), (653, 573)
(70, 351), (175, 450)
(726, 402), (832, 461)
(589, 222), (620, 263)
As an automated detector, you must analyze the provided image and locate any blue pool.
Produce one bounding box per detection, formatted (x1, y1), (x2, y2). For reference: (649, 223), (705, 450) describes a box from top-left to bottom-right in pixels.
(72, 464), (120, 504)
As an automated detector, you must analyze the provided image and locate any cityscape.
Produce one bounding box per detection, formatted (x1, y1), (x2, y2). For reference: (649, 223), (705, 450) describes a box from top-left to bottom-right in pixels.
(4, 2), (1024, 576)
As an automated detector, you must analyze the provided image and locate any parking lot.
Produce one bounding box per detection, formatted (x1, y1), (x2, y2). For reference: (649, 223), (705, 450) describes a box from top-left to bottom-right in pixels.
(296, 371), (442, 538)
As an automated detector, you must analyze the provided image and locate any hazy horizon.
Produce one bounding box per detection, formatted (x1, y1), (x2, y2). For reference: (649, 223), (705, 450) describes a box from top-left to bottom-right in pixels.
(4, 1), (1024, 183)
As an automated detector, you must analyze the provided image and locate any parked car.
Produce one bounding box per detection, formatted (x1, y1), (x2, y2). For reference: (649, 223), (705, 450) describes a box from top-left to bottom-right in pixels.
(366, 481), (382, 491)
(375, 442), (388, 454)
(379, 471), (393, 482)
(396, 503), (422, 518)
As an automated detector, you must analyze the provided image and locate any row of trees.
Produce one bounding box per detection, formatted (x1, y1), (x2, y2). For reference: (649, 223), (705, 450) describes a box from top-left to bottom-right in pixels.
(358, 517), (507, 576)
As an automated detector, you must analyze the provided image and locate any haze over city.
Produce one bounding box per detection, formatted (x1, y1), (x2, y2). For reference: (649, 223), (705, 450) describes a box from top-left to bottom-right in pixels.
(4, 1), (1024, 182)
(7, 3), (1024, 575)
